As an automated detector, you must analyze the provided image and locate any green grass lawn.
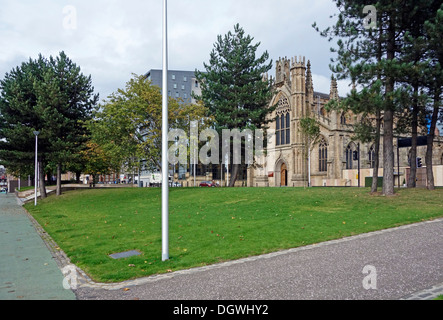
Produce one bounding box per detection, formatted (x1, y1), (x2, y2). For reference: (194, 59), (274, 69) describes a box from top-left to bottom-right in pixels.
(24, 187), (443, 283)
(16, 186), (35, 192)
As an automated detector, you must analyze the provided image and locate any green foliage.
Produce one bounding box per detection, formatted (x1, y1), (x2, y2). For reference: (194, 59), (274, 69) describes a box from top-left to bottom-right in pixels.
(299, 117), (321, 157)
(40, 52), (98, 164)
(0, 52), (97, 184)
(299, 117), (320, 139)
(80, 141), (116, 185)
(314, 0), (442, 195)
(195, 24), (275, 186)
(0, 55), (48, 175)
(195, 23), (275, 132)
(89, 74), (213, 173)
(424, 4), (443, 124)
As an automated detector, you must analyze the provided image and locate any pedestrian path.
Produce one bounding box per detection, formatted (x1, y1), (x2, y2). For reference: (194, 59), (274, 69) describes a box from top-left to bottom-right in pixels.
(0, 193), (75, 300)
(19, 189), (55, 203)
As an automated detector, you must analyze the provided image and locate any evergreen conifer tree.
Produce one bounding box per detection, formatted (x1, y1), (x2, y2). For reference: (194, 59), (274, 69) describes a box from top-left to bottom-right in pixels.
(0, 52), (98, 196)
(315, 0), (441, 195)
(195, 24), (275, 186)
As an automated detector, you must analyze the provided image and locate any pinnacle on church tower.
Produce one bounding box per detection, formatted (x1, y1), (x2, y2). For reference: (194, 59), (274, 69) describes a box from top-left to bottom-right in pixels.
(306, 60), (314, 106)
(275, 57), (291, 86)
(330, 75), (339, 101)
(306, 60), (313, 92)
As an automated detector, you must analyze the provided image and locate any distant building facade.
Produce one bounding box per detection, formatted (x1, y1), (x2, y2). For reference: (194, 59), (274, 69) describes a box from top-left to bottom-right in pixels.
(145, 69), (201, 104)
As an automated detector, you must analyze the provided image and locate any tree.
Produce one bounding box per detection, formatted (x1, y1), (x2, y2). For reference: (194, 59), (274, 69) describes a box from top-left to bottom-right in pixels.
(0, 52), (98, 197)
(81, 141), (116, 187)
(89, 75), (163, 176)
(334, 80), (384, 193)
(314, 1), (441, 195)
(314, 2), (392, 194)
(90, 74), (211, 176)
(195, 24), (275, 187)
(0, 56), (46, 191)
(423, 4), (443, 190)
(394, 1), (442, 188)
(299, 117), (320, 187)
(37, 52), (98, 195)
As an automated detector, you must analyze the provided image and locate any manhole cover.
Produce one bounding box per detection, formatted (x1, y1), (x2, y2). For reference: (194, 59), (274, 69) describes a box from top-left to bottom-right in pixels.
(109, 250), (141, 259)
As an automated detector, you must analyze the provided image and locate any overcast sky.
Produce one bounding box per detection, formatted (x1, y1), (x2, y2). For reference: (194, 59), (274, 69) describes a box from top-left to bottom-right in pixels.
(1, 0), (353, 101)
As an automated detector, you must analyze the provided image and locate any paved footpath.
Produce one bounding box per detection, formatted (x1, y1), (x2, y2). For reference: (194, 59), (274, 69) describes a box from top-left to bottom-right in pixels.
(1, 192), (442, 301)
(0, 193), (75, 300)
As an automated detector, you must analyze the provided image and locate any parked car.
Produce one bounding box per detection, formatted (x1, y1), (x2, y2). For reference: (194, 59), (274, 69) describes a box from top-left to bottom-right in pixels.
(200, 181), (220, 187)
(172, 182), (182, 187)
(199, 181), (214, 187)
(0, 187), (7, 193)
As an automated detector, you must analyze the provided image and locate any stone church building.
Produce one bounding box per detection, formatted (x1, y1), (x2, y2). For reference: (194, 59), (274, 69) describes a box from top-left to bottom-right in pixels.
(248, 55), (443, 188)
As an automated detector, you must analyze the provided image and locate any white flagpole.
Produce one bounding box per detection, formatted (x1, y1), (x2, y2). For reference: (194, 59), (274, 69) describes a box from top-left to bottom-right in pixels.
(34, 131), (39, 206)
(161, 0), (169, 261)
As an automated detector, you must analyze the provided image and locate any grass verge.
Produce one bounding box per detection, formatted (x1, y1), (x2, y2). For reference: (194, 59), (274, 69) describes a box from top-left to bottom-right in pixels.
(24, 187), (443, 283)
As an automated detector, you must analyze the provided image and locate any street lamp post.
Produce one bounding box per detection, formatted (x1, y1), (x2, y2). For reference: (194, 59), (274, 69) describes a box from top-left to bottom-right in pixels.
(308, 137), (311, 187)
(33, 131), (39, 206)
(357, 142), (360, 188)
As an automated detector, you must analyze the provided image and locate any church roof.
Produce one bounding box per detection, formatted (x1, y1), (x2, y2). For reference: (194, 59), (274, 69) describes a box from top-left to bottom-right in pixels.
(313, 91), (330, 100)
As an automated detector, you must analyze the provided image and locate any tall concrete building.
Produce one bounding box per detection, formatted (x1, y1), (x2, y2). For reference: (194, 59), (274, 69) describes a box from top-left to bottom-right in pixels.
(145, 69), (201, 104)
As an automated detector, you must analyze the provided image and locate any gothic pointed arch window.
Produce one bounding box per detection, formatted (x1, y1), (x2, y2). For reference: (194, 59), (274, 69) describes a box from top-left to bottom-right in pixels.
(319, 138), (328, 172)
(276, 112), (290, 145)
(275, 96), (290, 146)
(369, 145), (376, 168)
(340, 112), (347, 125)
(346, 143), (355, 169)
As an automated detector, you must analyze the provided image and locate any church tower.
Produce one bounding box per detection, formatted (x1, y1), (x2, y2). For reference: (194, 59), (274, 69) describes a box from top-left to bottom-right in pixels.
(275, 57), (291, 87)
(290, 56), (306, 119)
(290, 56), (307, 184)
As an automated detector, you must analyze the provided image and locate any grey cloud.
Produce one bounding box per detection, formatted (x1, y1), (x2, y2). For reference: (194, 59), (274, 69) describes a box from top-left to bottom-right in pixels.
(1, 0), (346, 98)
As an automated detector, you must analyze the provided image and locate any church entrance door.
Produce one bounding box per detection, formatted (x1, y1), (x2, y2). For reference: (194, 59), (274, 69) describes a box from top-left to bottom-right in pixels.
(281, 163), (287, 186)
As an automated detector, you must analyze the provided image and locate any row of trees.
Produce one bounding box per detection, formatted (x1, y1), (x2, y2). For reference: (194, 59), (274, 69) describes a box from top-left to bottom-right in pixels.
(0, 52), (214, 196)
(0, 24), (277, 192)
(88, 24), (276, 188)
(0, 52), (98, 197)
(314, 0), (442, 194)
